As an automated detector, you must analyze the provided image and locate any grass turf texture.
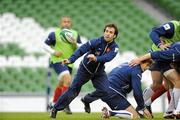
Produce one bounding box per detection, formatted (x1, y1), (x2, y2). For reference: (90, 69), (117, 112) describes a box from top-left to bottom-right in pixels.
(0, 112), (163, 120)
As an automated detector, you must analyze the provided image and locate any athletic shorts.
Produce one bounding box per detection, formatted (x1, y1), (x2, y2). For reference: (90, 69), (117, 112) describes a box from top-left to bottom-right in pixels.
(50, 62), (72, 75)
(149, 61), (172, 73)
(102, 90), (130, 110)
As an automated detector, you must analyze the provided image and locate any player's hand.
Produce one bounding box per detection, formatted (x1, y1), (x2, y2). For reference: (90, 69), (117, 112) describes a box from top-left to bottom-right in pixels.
(159, 43), (170, 50)
(61, 59), (70, 65)
(129, 58), (141, 66)
(87, 54), (97, 61)
(143, 108), (152, 119)
(54, 51), (62, 57)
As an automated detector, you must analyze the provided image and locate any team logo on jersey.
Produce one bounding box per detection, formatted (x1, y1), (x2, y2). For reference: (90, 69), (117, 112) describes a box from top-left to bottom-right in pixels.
(114, 48), (119, 52)
(106, 48), (110, 53)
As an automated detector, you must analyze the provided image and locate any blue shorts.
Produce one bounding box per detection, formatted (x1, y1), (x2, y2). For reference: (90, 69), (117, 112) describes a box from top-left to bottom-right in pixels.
(50, 62), (72, 75)
(149, 61), (172, 73)
(102, 90), (130, 110)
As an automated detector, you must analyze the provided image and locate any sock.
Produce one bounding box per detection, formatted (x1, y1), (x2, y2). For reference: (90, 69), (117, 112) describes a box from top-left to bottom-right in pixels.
(145, 98), (152, 106)
(53, 86), (62, 103)
(166, 89), (174, 112)
(62, 86), (68, 94)
(151, 84), (167, 102)
(173, 88), (180, 109)
(110, 110), (133, 119)
(143, 87), (154, 102)
(175, 98), (180, 112)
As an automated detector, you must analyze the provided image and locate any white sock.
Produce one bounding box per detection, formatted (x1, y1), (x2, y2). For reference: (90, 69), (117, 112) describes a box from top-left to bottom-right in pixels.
(145, 98), (152, 106)
(175, 98), (180, 112)
(166, 89), (174, 112)
(143, 87), (154, 102)
(112, 110), (133, 119)
(172, 88), (180, 109)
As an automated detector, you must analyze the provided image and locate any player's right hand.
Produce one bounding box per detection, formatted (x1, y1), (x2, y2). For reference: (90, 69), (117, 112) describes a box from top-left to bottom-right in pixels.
(54, 51), (62, 57)
(143, 108), (152, 119)
(61, 59), (70, 65)
(129, 58), (141, 66)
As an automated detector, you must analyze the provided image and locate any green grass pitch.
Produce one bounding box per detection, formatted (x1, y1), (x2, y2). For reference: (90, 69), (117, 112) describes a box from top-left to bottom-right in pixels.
(0, 112), (163, 120)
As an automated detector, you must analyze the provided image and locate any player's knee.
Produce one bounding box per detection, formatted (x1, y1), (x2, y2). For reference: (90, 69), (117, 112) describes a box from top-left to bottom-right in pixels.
(151, 82), (162, 90)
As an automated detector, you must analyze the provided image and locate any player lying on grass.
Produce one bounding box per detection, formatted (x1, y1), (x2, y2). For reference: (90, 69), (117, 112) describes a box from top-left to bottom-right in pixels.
(82, 60), (153, 119)
(130, 42), (180, 119)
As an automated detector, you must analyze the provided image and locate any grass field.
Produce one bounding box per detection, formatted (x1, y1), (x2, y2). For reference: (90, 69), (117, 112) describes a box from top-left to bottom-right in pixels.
(0, 112), (163, 120)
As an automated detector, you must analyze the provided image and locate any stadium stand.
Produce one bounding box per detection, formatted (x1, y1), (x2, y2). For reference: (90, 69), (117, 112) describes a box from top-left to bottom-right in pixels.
(0, 0), (168, 94)
(146, 0), (180, 19)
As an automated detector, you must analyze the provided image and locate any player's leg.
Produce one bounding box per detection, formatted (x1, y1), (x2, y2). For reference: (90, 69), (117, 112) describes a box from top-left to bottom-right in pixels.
(143, 62), (164, 102)
(102, 92), (136, 119)
(81, 71), (109, 113)
(51, 63), (73, 114)
(145, 80), (167, 107)
(50, 64), (91, 118)
(143, 70), (163, 102)
(51, 63), (71, 105)
(164, 69), (180, 118)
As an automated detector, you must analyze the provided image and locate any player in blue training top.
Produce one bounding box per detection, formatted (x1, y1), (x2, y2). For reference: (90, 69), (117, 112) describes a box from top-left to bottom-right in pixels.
(130, 42), (180, 118)
(50, 23), (119, 118)
(100, 60), (153, 119)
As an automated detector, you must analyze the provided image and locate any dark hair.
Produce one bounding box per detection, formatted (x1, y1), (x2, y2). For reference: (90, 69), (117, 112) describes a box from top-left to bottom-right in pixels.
(104, 23), (118, 38)
(141, 59), (153, 65)
(171, 62), (180, 73)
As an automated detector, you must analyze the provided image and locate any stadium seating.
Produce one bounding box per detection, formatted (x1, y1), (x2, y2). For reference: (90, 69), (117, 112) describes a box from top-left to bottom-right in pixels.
(146, 0), (180, 19)
(0, 0), (161, 93)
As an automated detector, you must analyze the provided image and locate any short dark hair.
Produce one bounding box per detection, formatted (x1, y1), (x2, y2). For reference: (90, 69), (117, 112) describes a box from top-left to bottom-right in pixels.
(171, 62), (180, 73)
(141, 59), (153, 65)
(104, 23), (118, 38)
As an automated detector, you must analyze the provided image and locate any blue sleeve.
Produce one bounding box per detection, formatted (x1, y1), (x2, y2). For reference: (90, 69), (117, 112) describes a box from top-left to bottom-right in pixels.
(44, 32), (56, 46)
(151, 49), (176, 62)
(131, 70), (145, 110)
(69, 40), (95, 63)
(149, 22), (174, 47)
(77, 34), (82, 44)
(96, 45), (119, 62)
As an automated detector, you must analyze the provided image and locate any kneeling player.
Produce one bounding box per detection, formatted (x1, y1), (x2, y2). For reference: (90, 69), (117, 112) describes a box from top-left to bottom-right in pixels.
(82, 60), (153, 119)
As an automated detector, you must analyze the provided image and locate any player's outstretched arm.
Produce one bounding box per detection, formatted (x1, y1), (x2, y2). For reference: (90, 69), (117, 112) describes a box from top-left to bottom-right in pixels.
(129, 53), (151, 66)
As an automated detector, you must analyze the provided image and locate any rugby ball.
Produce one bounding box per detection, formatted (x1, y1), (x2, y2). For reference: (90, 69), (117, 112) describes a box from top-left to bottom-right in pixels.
(60, 29), (75, 43)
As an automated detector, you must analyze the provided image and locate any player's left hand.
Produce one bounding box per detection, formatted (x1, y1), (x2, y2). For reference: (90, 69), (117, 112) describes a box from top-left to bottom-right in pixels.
(87, 54), (97, 61)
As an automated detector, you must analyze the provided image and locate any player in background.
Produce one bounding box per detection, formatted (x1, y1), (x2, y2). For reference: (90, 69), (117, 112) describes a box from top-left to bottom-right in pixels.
(49, 23), (119, 118)
(143, 20), (180, 117)
(130, 42), (180, 118)
(43, 16), (81, 114)
(99, 60), (153, 119)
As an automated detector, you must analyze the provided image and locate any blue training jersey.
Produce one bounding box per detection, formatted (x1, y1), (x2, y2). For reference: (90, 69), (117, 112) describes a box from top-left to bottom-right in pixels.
(108, 62), (145, 109)
(150, 22), (174, 47)
(151, 42), (180, 62)
(69, 36), (119, 74)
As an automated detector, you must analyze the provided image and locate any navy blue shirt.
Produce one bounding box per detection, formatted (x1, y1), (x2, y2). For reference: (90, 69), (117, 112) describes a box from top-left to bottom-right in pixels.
(45, 32), (82, 46)
(150, 22), (174, 47)
(69, 36), (119, 74)
(108, 62), (145, 110)
(151, 42), (180, 62)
